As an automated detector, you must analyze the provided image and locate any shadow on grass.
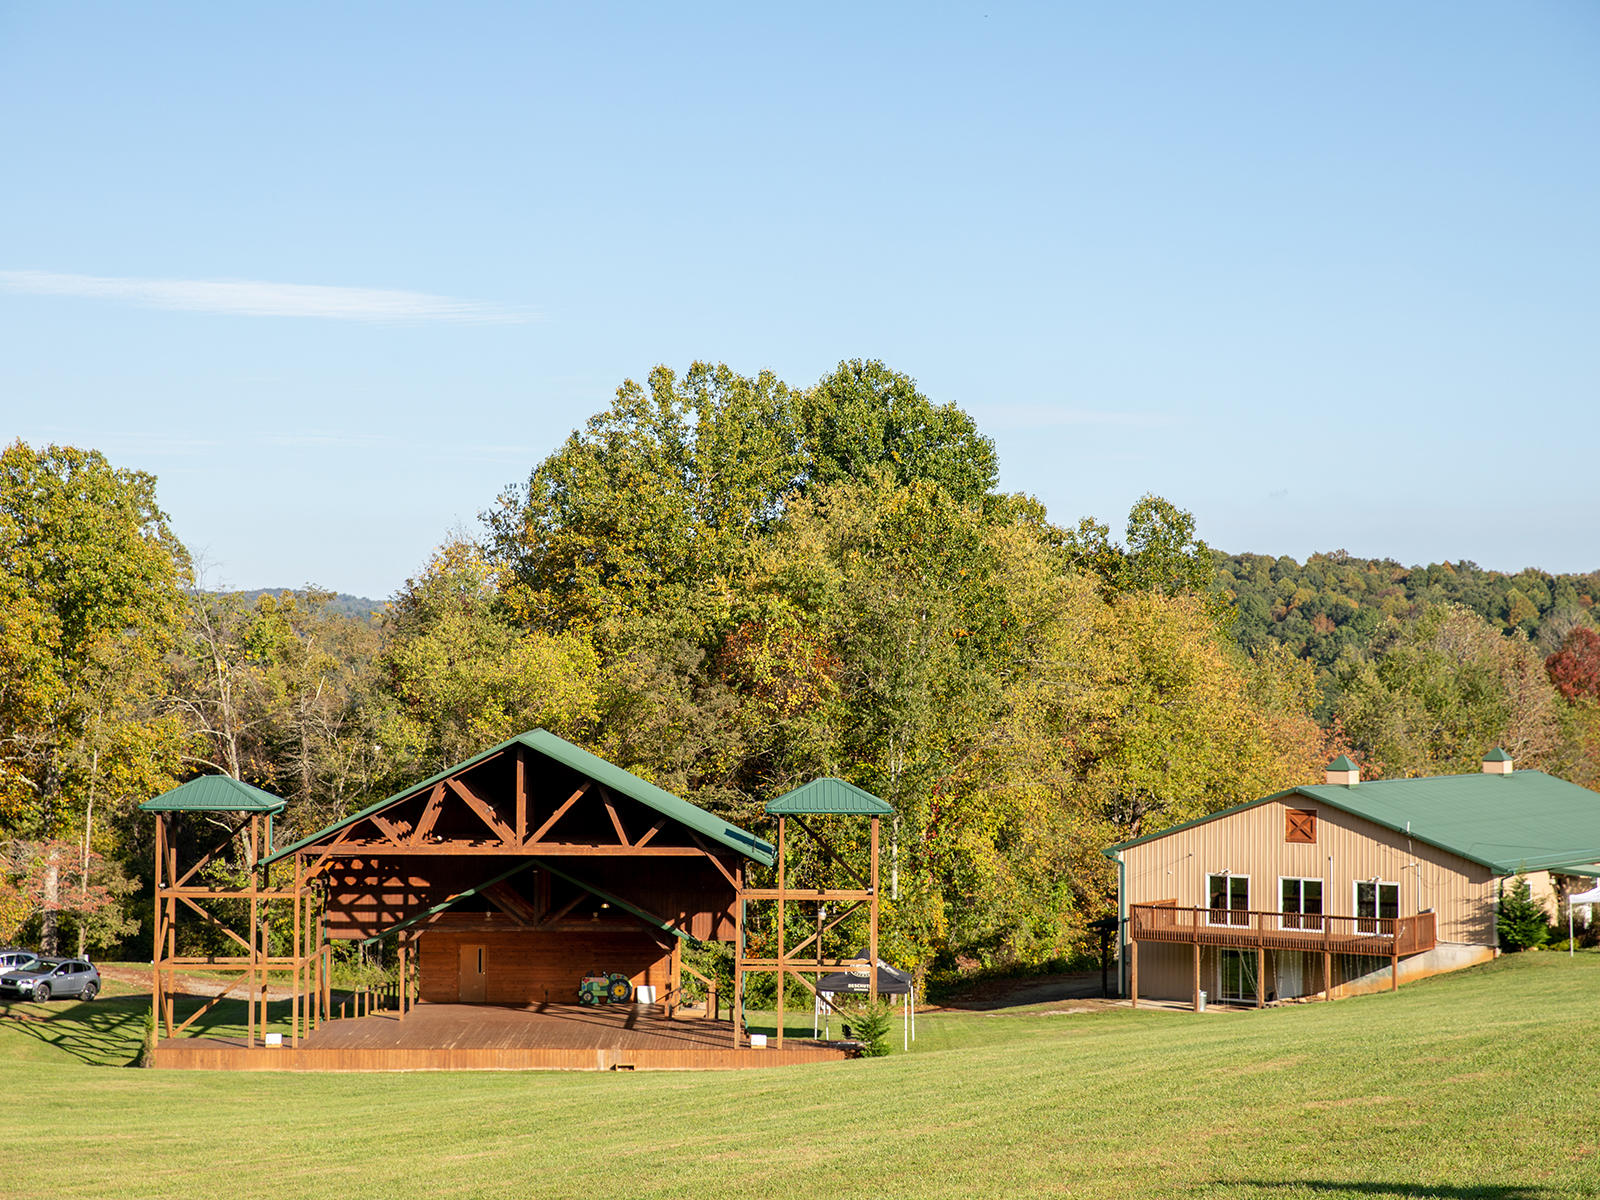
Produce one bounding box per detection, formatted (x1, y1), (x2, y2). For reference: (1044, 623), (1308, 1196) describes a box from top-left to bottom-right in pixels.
(1, 994), (148, 1067)
(928, 971), (1106, 1011)
(1228, 1180), (1551, 1198)
(2, 993), (293, 1067)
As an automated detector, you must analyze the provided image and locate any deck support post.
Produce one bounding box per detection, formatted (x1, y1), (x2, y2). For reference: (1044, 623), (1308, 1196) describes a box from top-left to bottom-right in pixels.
(1391, 947), (1399, 993)
(1130, 938), (1139, 1009)
(1323, 950), (1332, 1003)
(1192, 942), (1200, 1013)
(1256, 946), (1264, 1009)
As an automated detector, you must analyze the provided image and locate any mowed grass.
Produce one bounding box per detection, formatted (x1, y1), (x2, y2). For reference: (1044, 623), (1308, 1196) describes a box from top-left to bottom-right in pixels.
(3, 954), (1598, 1199)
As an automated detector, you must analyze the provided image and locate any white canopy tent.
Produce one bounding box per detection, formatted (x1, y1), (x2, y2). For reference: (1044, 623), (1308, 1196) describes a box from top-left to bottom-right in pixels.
(1569, 879), (1600, 956)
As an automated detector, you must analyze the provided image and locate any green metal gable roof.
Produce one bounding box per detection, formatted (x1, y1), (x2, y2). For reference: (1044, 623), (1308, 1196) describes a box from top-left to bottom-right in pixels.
(1107, 770), (1600, 876)
(1294, 771), (1600, 875)
(766, 777), (893, 815)
(261, 729), (774, 867)
(140, 775), (287, 815)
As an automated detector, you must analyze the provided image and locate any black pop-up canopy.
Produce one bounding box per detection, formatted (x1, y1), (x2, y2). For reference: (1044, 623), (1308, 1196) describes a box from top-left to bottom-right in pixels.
(815, 961), (913, 996)
(815, 959), (917, 1049)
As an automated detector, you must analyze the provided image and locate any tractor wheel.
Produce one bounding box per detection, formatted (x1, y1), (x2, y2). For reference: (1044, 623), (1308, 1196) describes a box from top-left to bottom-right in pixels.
(608, 977), (631, 1003)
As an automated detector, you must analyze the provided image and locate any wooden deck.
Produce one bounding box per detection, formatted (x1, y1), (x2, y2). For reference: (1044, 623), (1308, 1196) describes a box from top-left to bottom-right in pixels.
(149, 1002), (852, 1071)
(1130, 903), (1436, 956)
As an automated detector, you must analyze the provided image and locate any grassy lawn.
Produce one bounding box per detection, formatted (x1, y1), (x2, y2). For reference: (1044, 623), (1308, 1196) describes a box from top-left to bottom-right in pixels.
(3, 953), (1597, 1199)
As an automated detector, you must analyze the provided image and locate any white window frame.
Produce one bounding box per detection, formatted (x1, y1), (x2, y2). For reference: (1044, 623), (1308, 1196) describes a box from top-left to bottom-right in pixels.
(1206, 873), (1251, 927)
(1278, 875), (1325, 931)
(1352, 879), (1400, 935)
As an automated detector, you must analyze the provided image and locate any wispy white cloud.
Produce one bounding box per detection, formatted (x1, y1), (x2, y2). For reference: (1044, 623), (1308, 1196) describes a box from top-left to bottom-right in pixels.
(973, 402), (1176, 431)
(0, 269), (535, 324)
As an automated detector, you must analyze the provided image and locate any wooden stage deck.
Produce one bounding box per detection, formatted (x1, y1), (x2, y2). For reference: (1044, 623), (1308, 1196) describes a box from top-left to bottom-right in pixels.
(149, 1002), (853, 1072)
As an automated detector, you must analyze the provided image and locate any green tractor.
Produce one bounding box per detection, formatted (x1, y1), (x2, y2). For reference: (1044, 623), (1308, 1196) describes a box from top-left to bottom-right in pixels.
(577, 972), (634, 1006)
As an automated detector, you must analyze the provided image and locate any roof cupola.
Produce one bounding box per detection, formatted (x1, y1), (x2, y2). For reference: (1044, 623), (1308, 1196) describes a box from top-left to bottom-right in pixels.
(1482, 747), (1514, 775)
(1324, 755), (1360, 786)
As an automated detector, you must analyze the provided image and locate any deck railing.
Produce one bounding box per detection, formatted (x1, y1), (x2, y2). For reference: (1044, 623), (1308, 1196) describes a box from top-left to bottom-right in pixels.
(1130, 902), (1436, 957)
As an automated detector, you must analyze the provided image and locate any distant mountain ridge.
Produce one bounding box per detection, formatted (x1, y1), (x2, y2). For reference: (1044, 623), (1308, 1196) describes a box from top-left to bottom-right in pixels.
(229, 589), (385, 622)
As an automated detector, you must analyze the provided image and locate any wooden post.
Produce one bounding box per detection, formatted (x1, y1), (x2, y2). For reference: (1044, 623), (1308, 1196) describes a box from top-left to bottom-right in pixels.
(1193, 942), (1201, 1013)
(869, 816), (880, 1004)
(1323, 950), (1333, 1003)
(732, 866), (744, 1048)
(248, 839), (258, 1048)
(152, 813), (164, 1046)
(776, 816), (786, 1050)
(668, 937), (680, 1018)
(515, 745), (527, 844)
(399, 940), (408, 1019)
(1130, 938), (1139, 1008)
(1391, 947), (1399, 993)
(1256, 946), (1264, 1009)
(291, 857), (301, 1048)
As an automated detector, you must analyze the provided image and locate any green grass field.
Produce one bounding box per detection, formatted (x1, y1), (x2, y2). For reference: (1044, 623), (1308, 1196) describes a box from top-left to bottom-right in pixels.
(3, 953), (1597, 1199)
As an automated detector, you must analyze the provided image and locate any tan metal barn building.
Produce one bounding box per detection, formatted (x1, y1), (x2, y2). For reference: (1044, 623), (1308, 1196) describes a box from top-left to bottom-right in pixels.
(1104, 750), (1600, 1008)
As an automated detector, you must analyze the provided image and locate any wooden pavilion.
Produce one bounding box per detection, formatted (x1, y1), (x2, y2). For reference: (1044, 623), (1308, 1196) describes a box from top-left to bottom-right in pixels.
(141, 730), (865, 1070)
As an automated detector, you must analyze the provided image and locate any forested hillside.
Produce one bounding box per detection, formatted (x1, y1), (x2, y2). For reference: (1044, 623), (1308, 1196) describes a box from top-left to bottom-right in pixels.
(1219, 551), (1600, 670)
(229, 589), (382, 623)
(3, 363), (1597, 981)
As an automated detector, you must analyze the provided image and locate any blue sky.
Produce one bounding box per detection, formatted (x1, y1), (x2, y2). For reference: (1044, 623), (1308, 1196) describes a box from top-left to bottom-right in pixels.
(3, 2), (1596, 599)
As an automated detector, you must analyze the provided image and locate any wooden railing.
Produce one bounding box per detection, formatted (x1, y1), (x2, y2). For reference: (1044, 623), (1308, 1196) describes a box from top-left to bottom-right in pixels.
(1130, 903), (1436, 956)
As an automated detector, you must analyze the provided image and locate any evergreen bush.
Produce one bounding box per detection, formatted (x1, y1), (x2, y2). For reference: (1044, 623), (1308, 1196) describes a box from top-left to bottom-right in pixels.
(846, 999), (893, 1057)
(1498, 872), (1551, 951)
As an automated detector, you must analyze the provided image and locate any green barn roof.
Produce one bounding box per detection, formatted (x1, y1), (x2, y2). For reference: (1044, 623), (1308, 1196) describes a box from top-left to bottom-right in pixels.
(1109, 770), (1600, 876)
(766, 778), (893, 816)
(261, 728), (774, 867)
(140, 775), (287, 815)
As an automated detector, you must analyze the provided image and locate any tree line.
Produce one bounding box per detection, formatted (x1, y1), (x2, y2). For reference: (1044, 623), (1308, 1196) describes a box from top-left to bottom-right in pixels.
(3, 360), (1596, 978)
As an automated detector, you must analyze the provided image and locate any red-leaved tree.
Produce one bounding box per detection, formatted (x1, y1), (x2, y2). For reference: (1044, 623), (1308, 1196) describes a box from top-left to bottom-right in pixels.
(1546, 627), (1600, 703)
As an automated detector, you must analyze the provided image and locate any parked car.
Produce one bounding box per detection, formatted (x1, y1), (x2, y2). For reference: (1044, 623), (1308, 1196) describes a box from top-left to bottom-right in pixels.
(0, 958), (100, 1002)
(0, 948), (39, 974)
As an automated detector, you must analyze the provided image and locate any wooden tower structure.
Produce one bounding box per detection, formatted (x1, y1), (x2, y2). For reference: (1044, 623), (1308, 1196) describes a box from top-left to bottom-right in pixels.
(144, 775), (327, 1048)
(733, 778), (894, 1049)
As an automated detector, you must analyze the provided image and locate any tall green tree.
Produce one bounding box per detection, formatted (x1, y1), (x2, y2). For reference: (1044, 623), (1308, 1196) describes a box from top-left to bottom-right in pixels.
(378, 540), (600, 779)
(799, 359), (998, 503)
(0, 442), (190, 950)
(485, 362), (803, 639)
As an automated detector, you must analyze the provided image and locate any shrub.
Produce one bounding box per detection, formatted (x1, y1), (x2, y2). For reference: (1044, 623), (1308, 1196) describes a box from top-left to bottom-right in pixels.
(844, 999), (893, 1057)
(1498, 873), (1551, 951)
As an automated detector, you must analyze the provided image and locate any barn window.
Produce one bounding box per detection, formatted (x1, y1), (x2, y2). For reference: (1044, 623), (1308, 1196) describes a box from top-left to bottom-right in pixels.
(1207, 874), (1250, 926)
(1285, 809), (1317, 843)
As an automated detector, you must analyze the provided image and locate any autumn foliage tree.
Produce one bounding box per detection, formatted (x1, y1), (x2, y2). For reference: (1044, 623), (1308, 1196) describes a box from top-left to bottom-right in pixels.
(1546, 627), (1600, 703)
